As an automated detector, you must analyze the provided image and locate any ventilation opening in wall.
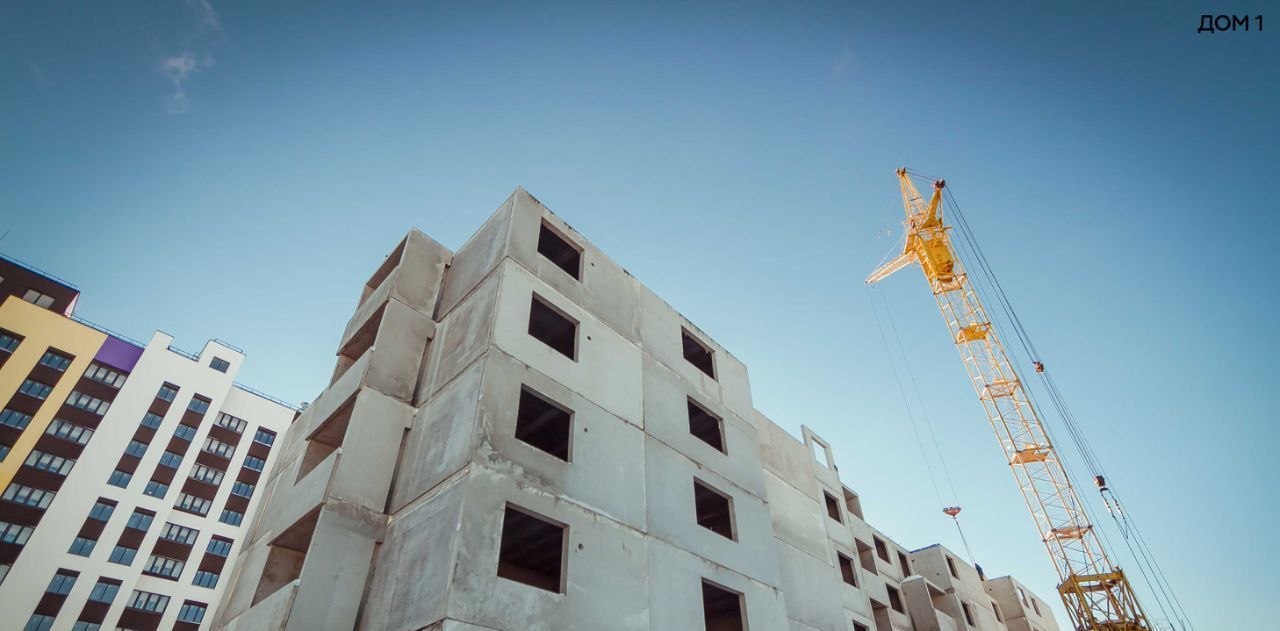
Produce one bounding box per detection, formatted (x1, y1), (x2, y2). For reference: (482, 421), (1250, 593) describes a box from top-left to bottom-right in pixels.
(838, 553), (858, 587)
(693, 479), (735, 541)
(528, 294), (577, 359)
(515, 387), (572, 461)
(497, 504), (566, 593)
(681, 328), (715, 379)
(701, 580), (745, 631)
(687, 398), (725, 453)
(823, 491), (842, 523)
(537, 222), (582, 280)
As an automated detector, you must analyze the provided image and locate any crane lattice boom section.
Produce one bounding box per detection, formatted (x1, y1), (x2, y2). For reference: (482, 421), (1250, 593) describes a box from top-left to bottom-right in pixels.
(866, 170), (1150, 631)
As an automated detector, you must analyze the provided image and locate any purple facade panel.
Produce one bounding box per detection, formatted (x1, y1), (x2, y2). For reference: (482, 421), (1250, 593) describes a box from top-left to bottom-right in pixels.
(94, 335), (144, 372)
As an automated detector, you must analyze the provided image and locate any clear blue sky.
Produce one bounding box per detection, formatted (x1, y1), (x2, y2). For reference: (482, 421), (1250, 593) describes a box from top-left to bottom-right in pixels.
(3, 1), (1275, 627)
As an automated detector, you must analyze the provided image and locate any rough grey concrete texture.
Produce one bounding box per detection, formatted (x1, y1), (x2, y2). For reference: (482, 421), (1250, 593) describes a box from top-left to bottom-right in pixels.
(213, 193), (1061, 631)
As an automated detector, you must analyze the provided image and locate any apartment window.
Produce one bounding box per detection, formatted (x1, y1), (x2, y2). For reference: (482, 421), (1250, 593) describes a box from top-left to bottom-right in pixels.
(210, 357), (231, 373)
(701, 580), (745, 631)
(874, 537), (890, 562)
(962, 602), (976, 626)
(497, 504), (566, 593)
(230, 480), (255, 498)
(66, 391), (109, 415)
(71, 623), (101, 631)
(687, 398), (725, 453)
(1032, 597), (1042, 615)
(853, 624), (870, 631)
(124, 440), (149, 458)
(947, 555), (960, 579)
(1017, 586), (1029, 606)
(125, 509), (155, 531)
(161, 522), (199, 545)
(157, 384), (179, 402)
(693, 479), (736, 540)
(140, 412), (164, 429)
(158, 450), (184, 468)
(823, 491), (843, 523)
(143, 480), (169, 498)
(214, 412), (246, 432)
(39, 350), (72, 371)
(206, 536), (233, 557)
(244, 455), (266, 471)
(528, 294), (577, 359)
(173, 423), (197, 441)
(177, 601), (207, 624)
(128, 590), (170, 613)
(681, 328), (716, 379)
(88, 499), (116, 521)
(202, 437), (235, 458)
(254, 428), (277, 446)
(175, 493), (211, 516)
(189, 463), (224, 485)
(84, 363), (126, 388)
(219, 509), (243, 526)
(536, 221), (582, 280)
(838, 553), (858, 587)
(0, 408), (33, 430)
(88, 579), (121, 603)
(514, 387), (572, 461)
(0, 445), (8, 460)
(0, 330), (21, 352)
(187, 396), (211, 414)
(46, 418), (93, 445)
(898, 551), (911, 577)
(24, 614), (54, 631)
(27, 450), (75, 475)
(887, 585), (904, 613)
(22, 289), (55, 308)
(108, 545), (138, 565)
(192, 571), (219, 588)
(68, 536), (97, 556)
(144, 554), (185, 580)
(107, 469), (132, 488)
(992, 601), (1004, 622)
(46, 569), (79, 594)
(18, 379), (52, 400)
(0, 521), (34, 544)
(2, 482), (55, 508)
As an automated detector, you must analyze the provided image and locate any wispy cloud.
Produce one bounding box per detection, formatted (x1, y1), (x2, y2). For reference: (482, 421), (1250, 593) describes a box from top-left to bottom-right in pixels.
(157, 0), (223, 114)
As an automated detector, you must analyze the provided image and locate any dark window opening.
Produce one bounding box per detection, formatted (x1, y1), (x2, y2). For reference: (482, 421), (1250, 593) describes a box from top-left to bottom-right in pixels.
(210, 357), (230, 373)
(497, 505), (566, 593)
(537, 222), (582, 280)
(515, 387), (572, 461)
(528, 295), (577, 360)
(992, 601), (1003, 622)
(693, 479), (735, 541)
(947, 555), (959, 579)
(838, 553), (858, 587)
(681, 329), (715, 379)
(898, 552), (911, 577)
(701, 580), (745, 631)
(687, 398), (725, 453)
(962, 602), (975, 626)
(874, 537), (890, 562)
(853, 624), (870, 631)
(824, 491), (843, 523)
(887, 585), (904, 613)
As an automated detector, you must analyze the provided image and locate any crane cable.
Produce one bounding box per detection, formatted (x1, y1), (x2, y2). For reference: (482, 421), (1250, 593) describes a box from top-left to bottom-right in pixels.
(915, 171), (1195, 630)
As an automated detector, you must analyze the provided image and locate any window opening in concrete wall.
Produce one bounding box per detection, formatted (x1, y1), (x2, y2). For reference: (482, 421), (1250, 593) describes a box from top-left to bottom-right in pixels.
(886, 585), (904, 613)
(897, 551), (911, 577)
(515, 387), (572, 461)
(681, 328), (715, 379)
(991, 601), (1003, 622)
(497, 504), (566, 593)
(823, 491), (842, 523)
(701, 580), (745, 631)
(838, 553), (858, 587)
(853, 623), (870, 631)
(809, 436), (833, 469)
(946, 555), (959, 579)
(962, 602), (975, 626)
(537, 222), (582, 280)
(856, 540), (876, 572)
(528, 294), (577, 359)
(693, 479), (736, 541)
(874, 537), (890, 562)
(1031, 597), (1041, 615)
(687, 398), (725, 453)
(843, 488), (864, 520)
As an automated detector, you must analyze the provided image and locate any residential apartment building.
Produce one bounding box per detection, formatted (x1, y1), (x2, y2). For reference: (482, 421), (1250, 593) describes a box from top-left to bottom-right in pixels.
(212, 189), (1061, 631)
(0, 254), (296, 630)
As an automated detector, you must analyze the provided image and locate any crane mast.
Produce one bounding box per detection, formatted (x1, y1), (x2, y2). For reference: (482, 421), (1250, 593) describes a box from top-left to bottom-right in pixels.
(867, 169), (1150, 631)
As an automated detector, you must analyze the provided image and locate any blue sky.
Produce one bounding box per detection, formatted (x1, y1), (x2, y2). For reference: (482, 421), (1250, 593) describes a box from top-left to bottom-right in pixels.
(2, 1), (1275, 627)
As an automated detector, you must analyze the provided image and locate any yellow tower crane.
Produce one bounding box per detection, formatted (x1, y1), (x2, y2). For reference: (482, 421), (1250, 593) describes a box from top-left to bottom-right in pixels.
(866, 169), (1150, 630)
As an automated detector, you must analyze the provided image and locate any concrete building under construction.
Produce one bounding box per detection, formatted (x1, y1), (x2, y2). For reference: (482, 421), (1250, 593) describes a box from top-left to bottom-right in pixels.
(211, 189), (1062, 631)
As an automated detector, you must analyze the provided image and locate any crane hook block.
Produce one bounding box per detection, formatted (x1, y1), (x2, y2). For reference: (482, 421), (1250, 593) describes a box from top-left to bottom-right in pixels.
(1094, 475), (1109, 492)
(943, 506), (962, 517)
(934, 179), (946, 190)
(1033, 361), (1045, 373)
